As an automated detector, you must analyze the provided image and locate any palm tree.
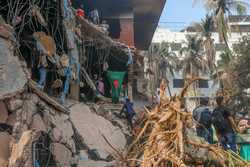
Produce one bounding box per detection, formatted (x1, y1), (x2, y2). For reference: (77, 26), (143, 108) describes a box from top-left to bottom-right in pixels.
(193, 14), (216, 72)
(204, 0), (248, 45)
(217, 48), (234, 67)
(179, 35), (208, 78)
(179, 35), (209, 104)
(149, 42), (179, 78)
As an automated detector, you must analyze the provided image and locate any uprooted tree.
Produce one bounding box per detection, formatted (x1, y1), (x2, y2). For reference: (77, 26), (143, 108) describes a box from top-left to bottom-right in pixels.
(112, 78), (249, 167)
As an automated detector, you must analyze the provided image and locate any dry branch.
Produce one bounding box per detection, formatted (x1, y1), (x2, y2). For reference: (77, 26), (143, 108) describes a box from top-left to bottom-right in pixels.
(125, 78), (249, 167)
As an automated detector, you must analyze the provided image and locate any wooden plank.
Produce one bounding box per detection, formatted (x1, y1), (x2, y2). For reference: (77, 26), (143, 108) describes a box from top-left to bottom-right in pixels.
(27, 79), (69, 113)
(81, 67), (97, 91)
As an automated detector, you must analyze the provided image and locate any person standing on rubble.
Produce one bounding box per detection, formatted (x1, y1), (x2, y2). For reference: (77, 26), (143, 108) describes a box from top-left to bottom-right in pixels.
(120, 98), (136, 129)
(59, 54), (72, 104)
(193, 97), (213, 144)
(212, 96), (239, 152)
(37, 53), (48, 90)
(90, 8), (99, 24)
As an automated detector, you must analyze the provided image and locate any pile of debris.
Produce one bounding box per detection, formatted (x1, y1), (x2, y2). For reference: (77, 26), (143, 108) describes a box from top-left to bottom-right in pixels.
(0, 90), (83, 167)
(69, 102), (134, 166)
(123, 79), (249, 167)
(0, 27), (84, 166)
(0, 1), (136, 166)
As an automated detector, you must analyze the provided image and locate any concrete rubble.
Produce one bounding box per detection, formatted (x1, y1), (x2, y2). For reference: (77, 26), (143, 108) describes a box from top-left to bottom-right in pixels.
(0, 30), (84, 166)
(70, 103), (128, 161)
(0, 37), (27, 100)
(0, 26), (132, 166)
(0, 1), (136, 166)
(0, 90), (84, 167)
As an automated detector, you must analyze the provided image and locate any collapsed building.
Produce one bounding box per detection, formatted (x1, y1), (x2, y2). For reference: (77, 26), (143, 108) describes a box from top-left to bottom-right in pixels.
(0, 0), (166, 102)
(0, 0), (167, 167)
(0, 34), (83, 166)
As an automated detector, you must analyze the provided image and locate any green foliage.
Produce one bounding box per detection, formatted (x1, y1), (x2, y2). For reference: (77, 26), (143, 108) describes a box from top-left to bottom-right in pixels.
(201, 14), (215, 38)
(217, 48), (234, 67)
(148, 42), (178, 77)
(180, 35), (208, 77)
(204, 0), (249, 45)
(223, 35), (250, 115)
(234, 36), (250, 58)
(232, 35), (250, 89)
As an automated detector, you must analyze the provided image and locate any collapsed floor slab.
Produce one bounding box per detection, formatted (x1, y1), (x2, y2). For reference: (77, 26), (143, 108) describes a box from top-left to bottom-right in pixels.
(70, 103), (127, 160)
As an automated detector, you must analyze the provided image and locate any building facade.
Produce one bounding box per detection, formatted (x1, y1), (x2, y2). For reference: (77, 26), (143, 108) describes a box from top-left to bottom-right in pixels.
(151, 15), (250, 110)
(78, 0), (166, 50)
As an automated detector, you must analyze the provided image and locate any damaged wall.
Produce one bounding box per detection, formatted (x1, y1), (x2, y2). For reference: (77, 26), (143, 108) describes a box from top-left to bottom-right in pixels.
(0, 38), (27, 100)
(0, 30), (83, 166)
(0, 91), (81, 167)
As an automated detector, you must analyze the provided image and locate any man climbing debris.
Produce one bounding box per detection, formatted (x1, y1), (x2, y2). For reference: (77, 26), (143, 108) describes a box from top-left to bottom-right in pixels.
(89, 8), (99, 25)
(120, 98), (136, 129)
(193, 97), (213, 144)
(33, 32), (57, 90)
(59, 54), (72, 104)
(212, 96), (239, 152)
(37, 53), (48, 90)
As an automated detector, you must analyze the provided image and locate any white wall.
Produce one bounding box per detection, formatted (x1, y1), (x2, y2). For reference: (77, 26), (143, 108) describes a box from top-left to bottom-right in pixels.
(151, 27), (228, 99)
(152, 27), (250, 61)
(165, 70), (219, 98)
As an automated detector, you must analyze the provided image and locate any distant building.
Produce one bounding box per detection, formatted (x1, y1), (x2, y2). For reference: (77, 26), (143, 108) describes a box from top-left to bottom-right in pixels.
(229, 15), (250, 32)
(151, 15), (250, 110)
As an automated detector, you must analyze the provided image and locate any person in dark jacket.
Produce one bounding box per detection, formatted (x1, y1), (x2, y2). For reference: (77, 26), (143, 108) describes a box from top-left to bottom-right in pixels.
(120, 98), (135, 129)
(212, 96), (238, 152)
(193, 97), (213, 144)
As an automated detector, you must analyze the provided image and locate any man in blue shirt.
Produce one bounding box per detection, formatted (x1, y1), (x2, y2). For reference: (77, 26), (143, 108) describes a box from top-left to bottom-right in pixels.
(120, 98), (136, 129)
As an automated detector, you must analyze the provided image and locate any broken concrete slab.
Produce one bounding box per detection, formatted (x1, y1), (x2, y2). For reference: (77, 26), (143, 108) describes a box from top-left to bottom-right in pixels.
(70, 103), (126, 160)
(30, 114), (47, 132)
(0, 101), (8, 123)
(9, 131), (33, 167)
(51, 127), (63, 142)
(7, 99), (23, 112)
(51, 143), (72, 167)
(0, 132), (13, 162)
(6, 112), (16, 127)
(47, 112), (74, 144)
(0, 158), (8, 167)
(0, 38), (27, 100)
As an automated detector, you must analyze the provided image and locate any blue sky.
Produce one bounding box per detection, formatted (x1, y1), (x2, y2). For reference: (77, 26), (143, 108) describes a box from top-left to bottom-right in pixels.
(159, 0), (250, 31)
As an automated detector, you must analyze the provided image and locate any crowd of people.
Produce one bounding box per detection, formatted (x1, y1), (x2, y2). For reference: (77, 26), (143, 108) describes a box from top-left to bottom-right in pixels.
(193, 96), (250, 161)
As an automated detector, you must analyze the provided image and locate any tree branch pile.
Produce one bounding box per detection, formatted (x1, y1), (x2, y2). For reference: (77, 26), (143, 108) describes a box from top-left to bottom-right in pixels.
(123, 78), (249, 167)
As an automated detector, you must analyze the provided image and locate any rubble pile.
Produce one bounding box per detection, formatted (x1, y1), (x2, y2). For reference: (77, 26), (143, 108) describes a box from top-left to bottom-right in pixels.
(89, 103), (133, 138)
(70, 103), (132, 166)
(0, 25), (83, 166)
(0, 91), (82, 167)
(125, 79), (249, 167)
